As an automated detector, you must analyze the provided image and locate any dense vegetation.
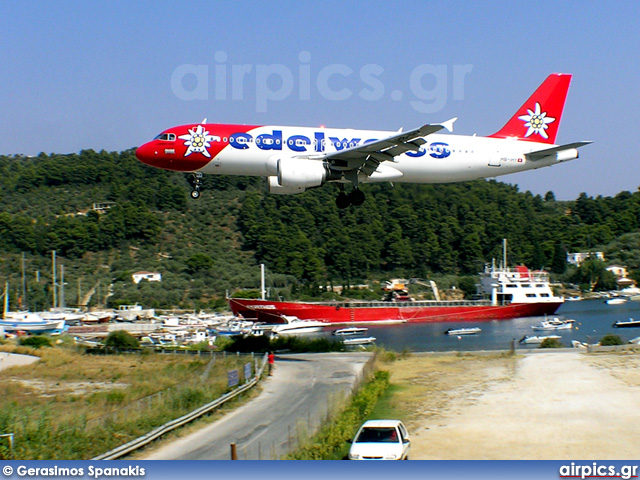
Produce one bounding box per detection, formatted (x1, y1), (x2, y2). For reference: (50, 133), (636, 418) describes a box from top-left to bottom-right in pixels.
(0, 149), (639, 310)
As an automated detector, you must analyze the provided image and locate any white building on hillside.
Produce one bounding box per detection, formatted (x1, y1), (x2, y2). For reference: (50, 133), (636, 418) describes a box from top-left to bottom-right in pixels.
(567, 251), (605, 266)
(132, 271), (162, 284)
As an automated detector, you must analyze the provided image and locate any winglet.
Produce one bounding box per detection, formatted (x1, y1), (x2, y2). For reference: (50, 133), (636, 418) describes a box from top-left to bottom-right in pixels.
(441, 117), (457, 133)
(201, 117), (208, 124)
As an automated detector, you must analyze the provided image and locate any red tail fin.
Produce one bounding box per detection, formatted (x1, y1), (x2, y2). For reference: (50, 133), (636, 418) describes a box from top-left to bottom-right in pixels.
(489, 73), (572, 144)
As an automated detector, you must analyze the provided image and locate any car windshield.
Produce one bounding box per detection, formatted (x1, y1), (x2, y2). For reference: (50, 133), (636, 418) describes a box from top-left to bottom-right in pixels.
(355, 427), (398, 443)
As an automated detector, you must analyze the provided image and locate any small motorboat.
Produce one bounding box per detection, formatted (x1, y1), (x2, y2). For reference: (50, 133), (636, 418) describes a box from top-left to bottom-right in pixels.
(571, 340), (589, 349)
(531, 318), (574, 331)
(342, 336), (376, 345)
(445, 327), (481, 336)
(613, 318), (640, 328)
(605, 297), (629, 305)
(333, 327), (369, 336)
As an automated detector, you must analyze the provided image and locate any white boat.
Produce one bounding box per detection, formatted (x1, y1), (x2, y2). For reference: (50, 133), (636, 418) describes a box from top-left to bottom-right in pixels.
(531, 317), (574, 331)
(519, 335), (561, 344)
(343, 336), (376, 345)
(270, 315), (325, 335)
(605, 297), (629, 305)
(116, 304), (155, 321)
(333, 327), (369, 336)
(0, 313), (65, 333)
(445, 327), (481, 335)
(39, 308), (86, 324)
(571, 340), (589, 349)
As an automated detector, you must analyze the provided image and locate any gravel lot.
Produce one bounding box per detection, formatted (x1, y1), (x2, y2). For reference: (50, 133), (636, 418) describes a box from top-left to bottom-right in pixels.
(384, 350), (640, 459)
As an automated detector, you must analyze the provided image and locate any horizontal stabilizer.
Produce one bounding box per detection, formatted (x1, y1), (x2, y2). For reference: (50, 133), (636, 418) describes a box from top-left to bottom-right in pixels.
(525, 141), (592, 161)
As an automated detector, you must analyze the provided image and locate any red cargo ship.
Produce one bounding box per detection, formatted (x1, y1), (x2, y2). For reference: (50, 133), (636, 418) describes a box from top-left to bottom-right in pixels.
(228, 263), (563, 325)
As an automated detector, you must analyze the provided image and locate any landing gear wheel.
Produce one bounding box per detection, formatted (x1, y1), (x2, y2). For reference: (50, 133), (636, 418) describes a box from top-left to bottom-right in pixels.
(188, 172), (203, 199)
(336, 191), (350, 209)
(349, 188), (365, 206)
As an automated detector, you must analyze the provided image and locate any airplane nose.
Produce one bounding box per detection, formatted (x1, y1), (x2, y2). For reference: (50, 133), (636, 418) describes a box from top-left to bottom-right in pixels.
(135, 142), (157, 166)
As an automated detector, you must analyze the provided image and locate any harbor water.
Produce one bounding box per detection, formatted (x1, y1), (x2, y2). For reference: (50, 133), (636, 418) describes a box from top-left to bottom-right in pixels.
(357, 298), (640, 352)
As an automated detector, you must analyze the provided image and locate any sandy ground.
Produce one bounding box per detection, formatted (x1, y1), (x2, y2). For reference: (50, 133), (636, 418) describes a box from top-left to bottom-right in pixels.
(385, 351), (640, 460)
(0, 351), (39, 371)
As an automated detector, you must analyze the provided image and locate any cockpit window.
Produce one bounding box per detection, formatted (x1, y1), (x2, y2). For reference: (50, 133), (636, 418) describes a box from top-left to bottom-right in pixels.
(154, 133), (176, 141)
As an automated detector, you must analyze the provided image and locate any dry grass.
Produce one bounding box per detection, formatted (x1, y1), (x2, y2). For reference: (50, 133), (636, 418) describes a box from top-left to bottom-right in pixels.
(376, 353), (518, 431)
(585, 351), (640, 387)
(0, 342), (254, 459)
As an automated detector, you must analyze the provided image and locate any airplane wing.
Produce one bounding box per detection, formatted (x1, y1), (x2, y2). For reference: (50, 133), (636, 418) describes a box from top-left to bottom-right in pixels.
(525, 141), (592, 161)
(310, 118), (456, 176)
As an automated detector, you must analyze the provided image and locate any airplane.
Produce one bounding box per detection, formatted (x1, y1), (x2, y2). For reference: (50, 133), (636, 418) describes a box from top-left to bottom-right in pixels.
(136, 73), (591, 208)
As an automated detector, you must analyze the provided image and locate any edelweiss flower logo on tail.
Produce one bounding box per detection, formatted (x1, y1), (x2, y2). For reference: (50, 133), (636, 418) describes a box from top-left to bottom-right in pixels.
(179, 125), (220, 157)
(518, 102), (555, 139)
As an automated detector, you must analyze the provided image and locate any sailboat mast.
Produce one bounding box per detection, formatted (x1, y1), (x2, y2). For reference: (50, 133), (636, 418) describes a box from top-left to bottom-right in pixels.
(59, 263), (65, 309)
(52, 251), (57, 309)
(3, 282), (8, 319)
(21, 252), (27, 309)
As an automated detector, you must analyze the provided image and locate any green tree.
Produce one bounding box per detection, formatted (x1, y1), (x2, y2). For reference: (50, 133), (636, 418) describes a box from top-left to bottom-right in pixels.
(185, 253), (215, 274)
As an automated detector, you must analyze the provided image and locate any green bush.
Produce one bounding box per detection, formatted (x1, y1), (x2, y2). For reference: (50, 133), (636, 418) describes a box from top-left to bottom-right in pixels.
(600, 334), (624, 346)
(222, 334), (344, 354)
(539, 337), (564, 348)
(104, 330), (139, 349)
(18, 336), (52, 349)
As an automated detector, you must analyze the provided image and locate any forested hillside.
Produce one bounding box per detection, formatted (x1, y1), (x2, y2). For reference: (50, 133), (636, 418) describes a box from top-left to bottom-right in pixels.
(0, 150), (638, 310)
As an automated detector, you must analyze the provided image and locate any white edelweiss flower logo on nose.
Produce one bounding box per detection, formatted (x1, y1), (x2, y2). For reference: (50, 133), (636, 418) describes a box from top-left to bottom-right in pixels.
(179, 125), (220, 157)
(518, 103), (555, 139)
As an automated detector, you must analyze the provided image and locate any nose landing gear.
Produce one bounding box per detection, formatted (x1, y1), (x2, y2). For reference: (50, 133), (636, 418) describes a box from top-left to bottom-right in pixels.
(188, 172), (203, 199)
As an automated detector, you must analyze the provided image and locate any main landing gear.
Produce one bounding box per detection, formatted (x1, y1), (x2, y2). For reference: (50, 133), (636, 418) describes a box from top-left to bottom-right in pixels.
(335, 187), (365, 209)
(188, 172), (203, 199)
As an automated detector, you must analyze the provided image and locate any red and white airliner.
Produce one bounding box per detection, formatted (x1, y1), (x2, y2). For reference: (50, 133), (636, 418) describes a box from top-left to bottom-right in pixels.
(136, 73), (590, 208)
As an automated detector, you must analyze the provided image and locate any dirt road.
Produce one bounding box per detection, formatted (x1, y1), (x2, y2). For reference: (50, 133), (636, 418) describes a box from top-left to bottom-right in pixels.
(385, 351), (640, 459)
(144, 352), (372, 460)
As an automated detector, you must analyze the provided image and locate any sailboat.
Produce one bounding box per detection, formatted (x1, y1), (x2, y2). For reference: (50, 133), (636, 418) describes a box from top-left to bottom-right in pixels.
(1, 283), (65, 333)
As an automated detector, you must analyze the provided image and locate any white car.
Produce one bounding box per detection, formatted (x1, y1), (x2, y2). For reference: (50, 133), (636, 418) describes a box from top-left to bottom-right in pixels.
(348, 420), (410, 460)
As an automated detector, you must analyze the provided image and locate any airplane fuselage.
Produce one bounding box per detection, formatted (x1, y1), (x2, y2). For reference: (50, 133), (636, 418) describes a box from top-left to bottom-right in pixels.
(141, 124), (575, 182)
(136, 74), (588, 207)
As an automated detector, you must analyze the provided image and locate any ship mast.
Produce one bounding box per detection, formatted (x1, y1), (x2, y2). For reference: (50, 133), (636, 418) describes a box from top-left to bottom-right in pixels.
(503, 238), (508, 270)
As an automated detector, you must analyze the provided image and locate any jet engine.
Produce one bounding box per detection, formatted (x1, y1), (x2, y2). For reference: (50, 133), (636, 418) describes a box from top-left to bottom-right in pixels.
(267, 176), (306, 195)
(277, 158), (327, 188)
